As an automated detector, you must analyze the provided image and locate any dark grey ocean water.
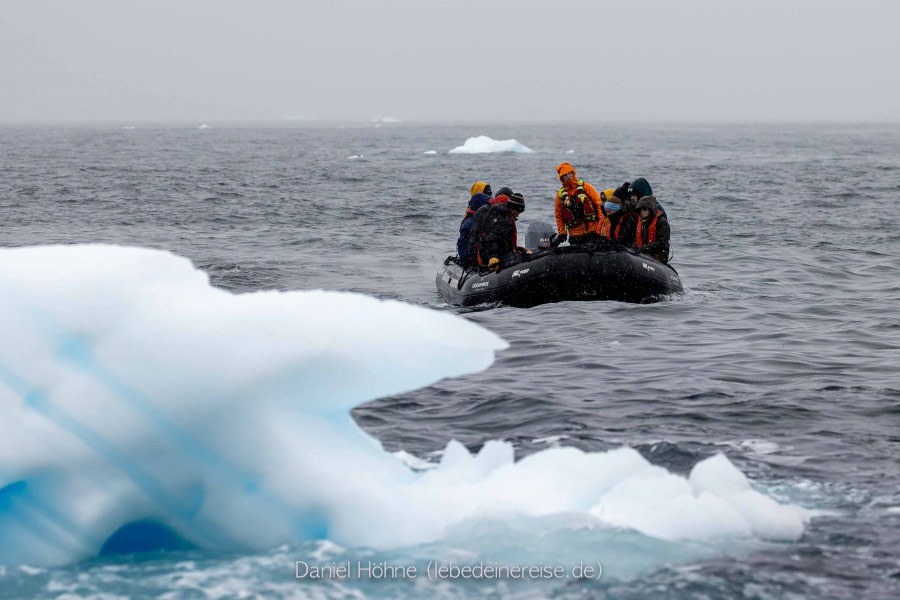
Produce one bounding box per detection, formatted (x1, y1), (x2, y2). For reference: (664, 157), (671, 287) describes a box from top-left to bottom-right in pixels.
(1, 123), (899, 599)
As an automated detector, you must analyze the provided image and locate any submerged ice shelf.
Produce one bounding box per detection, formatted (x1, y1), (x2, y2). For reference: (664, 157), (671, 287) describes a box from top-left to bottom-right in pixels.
(0, 245), (808, 568)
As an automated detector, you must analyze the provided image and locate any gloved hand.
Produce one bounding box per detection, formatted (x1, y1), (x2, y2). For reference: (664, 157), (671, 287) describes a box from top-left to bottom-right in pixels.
(488, 257), (500, 271)
(550, 233), (567, 247)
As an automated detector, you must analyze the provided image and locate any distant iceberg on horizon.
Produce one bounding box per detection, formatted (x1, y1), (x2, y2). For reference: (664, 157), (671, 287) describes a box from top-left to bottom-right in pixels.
(449, 135), (534, 154)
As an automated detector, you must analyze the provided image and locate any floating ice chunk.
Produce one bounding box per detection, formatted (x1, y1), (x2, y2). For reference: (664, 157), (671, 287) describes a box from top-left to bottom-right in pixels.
(591, 452), (808, 542)
(423, 150), (438, 155)
(347, 154), (364, 160)
(449, 135), (534, 154)
(531, 435), (568, 446)
(0, 245), (809, 568)
(197, 124), (210, 129)
(739, 439), (780, 455)
(373, 116), (402, 123)
(690, 453), (808, 540)
(0, 245), (505, 566)
(565, 149), (575, 154)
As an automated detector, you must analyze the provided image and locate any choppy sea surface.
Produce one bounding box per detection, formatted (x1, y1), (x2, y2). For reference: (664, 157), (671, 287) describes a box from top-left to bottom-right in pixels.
(1, 123), (899, 599)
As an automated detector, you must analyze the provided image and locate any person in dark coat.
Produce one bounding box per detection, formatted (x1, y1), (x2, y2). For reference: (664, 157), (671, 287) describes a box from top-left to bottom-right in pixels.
(456, 192), (492, 265)
(598, 183), (638, 246)
(471, 193), (529, 270)
(634, 195), (670, 263)
(628, 178), (667, 219)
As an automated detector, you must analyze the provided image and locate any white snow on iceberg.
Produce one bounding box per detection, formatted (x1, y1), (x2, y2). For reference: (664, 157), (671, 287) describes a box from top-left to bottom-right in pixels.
(449, 136), (534, 154)
(0, 245), (809, 569)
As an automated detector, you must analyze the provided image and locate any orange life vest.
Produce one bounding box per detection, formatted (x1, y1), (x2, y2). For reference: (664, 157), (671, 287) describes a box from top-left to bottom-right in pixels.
(599, 214), (631, 239)
(558, 181), (598, 228)
(635, 210), (662, 247)
(596, 214), (611, 237)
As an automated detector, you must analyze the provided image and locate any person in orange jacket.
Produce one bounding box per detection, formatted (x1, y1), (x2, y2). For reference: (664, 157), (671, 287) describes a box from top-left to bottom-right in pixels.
(552, 163), (603, 245)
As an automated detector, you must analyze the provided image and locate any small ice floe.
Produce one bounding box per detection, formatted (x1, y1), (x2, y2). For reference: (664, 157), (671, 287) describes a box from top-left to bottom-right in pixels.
(886, 507), (900, 514)
(531, 435), (569, 446)
(373, 116), (402, 124)
(565, 149), (575, 154)
(423, 150), (438, 155)
(123, 126), (136, 130)
(449, 135), (534, 154)
(609, 340), (621, 346)
(347, 154), (364, 160)
(198, 124), (210, 129)
(739, 439), (780, 455)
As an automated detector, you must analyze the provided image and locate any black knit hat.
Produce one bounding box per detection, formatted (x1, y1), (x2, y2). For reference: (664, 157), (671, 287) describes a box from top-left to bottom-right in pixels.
(613, 182), (631, 202)
(507, 192), (525, 212)
(495, 186), (513, 198)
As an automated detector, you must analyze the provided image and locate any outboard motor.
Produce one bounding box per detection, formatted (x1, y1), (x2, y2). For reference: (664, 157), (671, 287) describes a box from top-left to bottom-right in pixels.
(524, 221), (557, 250)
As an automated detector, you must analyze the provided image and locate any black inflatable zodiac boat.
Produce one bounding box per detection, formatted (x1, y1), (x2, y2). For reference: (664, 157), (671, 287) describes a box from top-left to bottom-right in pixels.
(435, 222), (683, 308)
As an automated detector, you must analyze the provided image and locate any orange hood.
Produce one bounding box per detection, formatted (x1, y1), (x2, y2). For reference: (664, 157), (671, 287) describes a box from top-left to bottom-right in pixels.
(556, 162), (577, 192)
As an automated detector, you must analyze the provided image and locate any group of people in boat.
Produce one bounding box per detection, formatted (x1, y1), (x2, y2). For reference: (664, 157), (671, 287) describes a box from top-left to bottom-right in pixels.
(456, 162), (671, 272)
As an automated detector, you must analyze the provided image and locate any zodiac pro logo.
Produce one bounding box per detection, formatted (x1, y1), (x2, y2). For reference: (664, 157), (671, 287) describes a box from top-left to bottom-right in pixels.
(642, 262), (656, 273)
(472, 282), (490, 289)
(512, 268), (530, 278)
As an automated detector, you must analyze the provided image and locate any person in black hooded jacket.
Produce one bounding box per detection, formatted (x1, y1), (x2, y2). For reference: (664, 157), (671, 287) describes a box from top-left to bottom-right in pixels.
(471, 193), (529, 270)
(628, 178), (667, 219)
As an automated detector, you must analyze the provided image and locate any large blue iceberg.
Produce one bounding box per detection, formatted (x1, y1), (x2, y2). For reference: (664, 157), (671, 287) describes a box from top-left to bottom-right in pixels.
(0, 245), (808, 567)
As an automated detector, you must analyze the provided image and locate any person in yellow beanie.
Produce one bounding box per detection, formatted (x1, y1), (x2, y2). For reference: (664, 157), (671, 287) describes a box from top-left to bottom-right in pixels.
(469, 182), (492, 197)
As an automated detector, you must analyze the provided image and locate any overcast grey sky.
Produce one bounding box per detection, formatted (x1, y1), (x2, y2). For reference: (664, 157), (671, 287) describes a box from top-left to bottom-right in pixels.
(1, 0), (898, 123)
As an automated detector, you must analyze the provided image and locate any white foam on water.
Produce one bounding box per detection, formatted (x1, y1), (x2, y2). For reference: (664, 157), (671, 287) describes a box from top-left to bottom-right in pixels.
(0, 245), (809, 568)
